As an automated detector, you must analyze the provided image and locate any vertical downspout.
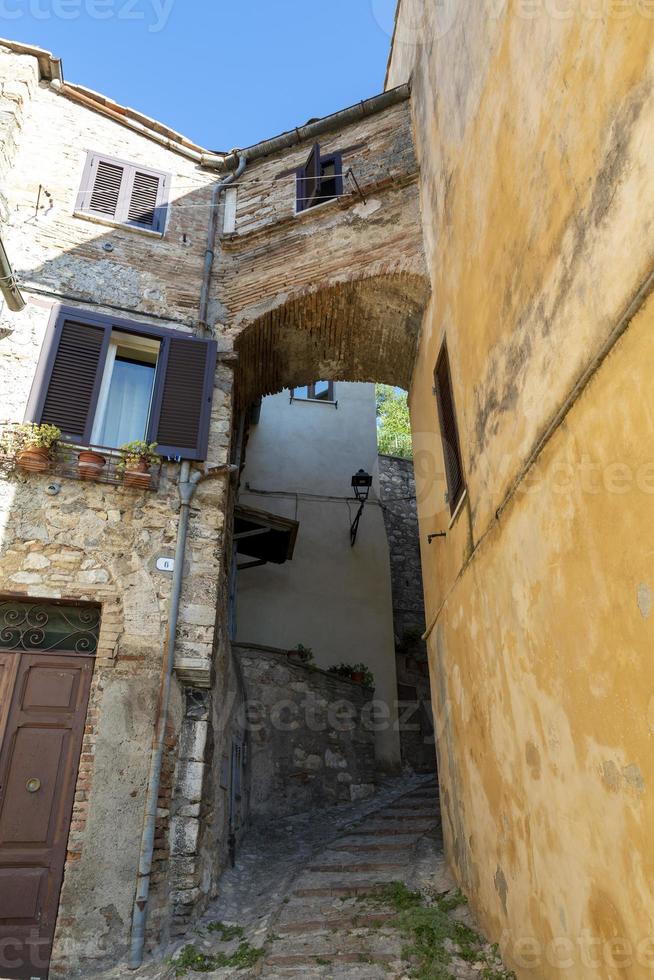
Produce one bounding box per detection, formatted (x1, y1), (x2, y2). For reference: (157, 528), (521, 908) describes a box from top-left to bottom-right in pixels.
(128, 461), (200, 969)
(199, 154), (247, 332)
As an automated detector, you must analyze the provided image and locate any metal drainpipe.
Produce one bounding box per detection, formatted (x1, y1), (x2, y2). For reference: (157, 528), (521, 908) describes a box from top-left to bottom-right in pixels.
(198, 154), (247, 332)
(128, 460), (200, 969)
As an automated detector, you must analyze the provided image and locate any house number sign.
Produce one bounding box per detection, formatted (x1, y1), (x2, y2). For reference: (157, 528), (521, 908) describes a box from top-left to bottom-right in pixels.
(156, 557), (175, 573)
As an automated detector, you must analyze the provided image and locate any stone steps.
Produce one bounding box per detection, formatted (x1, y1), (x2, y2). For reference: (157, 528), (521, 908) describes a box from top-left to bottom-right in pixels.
(307, 861), (406, 873)
(276, 910), (398, 934)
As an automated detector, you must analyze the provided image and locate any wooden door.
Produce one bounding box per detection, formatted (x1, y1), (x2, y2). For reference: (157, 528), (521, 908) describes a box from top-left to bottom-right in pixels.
(0, 652), (93, 979)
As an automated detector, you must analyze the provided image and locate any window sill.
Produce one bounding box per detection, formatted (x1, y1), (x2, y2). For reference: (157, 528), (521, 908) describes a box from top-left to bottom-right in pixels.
(290, 396), (338, 408)
(448, 488), (467, 530)
(73, 210), (165, 239)
(293, 195), (344, 219)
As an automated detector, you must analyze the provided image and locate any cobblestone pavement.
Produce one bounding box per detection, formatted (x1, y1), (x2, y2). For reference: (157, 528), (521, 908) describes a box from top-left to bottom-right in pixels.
(103, 773), (511, 979)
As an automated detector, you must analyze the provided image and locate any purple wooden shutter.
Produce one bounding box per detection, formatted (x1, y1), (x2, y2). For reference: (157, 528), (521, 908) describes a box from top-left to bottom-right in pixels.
(148, 335), (217, 460)
(26, 315), (111, 443)
(434, 344), (465, 514)
(298, 143), (321, 211)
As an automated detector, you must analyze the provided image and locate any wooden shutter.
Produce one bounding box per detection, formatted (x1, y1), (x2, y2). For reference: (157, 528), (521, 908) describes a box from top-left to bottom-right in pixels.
(434, 344), (465, 515)
(27, 317), (111, 443)
(78, 152), (169, 233)
(128, 170), (160, 228)
(297, 143), (321, 212)
(149, 336), (217, 460)
(88, 159), (124, 218)
(126, 169), (168, 232)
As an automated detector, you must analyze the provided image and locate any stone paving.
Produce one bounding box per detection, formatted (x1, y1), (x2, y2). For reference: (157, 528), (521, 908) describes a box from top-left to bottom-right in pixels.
(102, 773), (511, 979)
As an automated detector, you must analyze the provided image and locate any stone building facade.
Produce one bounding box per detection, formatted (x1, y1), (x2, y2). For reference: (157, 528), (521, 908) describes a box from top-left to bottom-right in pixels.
(2, 7), (650, 977)
(0, 37), (428, 980)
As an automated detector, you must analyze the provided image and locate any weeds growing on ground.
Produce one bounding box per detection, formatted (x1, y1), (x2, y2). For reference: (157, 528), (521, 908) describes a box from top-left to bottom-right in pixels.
(169, 939), (264, 976)
(363, 882), (516, 980)
(205, 921), (245, 941)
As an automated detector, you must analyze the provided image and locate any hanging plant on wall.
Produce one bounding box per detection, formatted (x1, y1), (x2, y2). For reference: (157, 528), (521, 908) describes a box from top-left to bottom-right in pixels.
(1, 422), (61, 473)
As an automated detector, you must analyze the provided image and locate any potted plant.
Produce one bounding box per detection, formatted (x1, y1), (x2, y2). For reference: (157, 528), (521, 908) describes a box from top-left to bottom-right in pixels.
(78, 448), (107, 480)
(118, 441), (160, 489)
(4, 422), (61, 473)
(288, 643), (313, 666)
(328, 662), (375, 689)
(350, 663), (375, 689)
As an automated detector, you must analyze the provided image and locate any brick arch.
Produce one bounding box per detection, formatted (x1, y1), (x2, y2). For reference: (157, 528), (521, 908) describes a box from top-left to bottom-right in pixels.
(233, 270), (430, 409)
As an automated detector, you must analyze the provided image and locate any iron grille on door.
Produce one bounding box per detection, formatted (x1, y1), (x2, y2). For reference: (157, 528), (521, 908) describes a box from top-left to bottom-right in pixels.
(434, 342), (465, 516)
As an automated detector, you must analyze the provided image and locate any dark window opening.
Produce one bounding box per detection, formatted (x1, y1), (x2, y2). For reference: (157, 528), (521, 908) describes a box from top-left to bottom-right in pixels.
(291, 381), (335, 402)
(296, 143), (344, 212)
(434, 342), (465, 516)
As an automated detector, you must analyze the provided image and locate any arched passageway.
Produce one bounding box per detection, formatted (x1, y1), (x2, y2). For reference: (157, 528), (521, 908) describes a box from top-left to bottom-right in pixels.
(233, 271), (430, 409)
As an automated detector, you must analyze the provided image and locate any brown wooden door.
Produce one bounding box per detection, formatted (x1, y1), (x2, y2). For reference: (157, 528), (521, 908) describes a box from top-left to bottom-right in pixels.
(0, 652), (93, 979)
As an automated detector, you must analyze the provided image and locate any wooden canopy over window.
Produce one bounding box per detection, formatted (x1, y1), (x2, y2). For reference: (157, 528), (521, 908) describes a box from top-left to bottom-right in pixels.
(235, 505), (299, 568)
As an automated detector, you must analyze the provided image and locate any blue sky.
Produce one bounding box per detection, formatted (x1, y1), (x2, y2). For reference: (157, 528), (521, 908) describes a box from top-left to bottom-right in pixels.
(1, 0), (399, 150)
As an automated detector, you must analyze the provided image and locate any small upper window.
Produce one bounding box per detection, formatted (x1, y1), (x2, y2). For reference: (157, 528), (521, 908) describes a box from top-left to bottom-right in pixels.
(291, 381), (335, 402)
(296, 143), (343, 213)
(76, 152), (170, 234)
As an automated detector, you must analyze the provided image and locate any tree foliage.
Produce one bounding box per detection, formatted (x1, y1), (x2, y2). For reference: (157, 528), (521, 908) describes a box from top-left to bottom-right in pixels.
(376, 384), (412, 458)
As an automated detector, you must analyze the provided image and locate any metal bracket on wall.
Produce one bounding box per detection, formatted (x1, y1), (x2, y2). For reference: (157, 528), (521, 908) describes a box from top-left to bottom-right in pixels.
(427, 532), (447, 544)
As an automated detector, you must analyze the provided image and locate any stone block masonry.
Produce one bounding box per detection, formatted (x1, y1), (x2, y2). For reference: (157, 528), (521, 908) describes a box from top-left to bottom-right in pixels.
(234, 644), (377, 818)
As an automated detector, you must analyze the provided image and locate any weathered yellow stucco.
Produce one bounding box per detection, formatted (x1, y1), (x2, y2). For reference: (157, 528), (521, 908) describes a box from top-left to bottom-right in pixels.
(388, 2), (654, 975)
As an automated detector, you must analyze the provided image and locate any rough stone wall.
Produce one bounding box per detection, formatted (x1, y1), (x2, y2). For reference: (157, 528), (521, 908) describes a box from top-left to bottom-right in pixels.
(234, 644), (376, 818)
(388, 4), (654, 975)
(378, 454), (426, 642)
(0, 47), (38, 223)
(378, 455), (435, 773)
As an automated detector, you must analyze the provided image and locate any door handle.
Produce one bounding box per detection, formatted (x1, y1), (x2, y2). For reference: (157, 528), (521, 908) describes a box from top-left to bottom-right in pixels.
(25, 777), (41, 793)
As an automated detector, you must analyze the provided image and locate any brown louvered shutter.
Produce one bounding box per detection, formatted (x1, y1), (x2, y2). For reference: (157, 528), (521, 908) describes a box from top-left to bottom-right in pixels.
(30, 318), (110, 443)
(434, 344), (465, 515)
(128, 170), (162, 230)
(88, 159), (125, 218)
(149, 336), (217, 460)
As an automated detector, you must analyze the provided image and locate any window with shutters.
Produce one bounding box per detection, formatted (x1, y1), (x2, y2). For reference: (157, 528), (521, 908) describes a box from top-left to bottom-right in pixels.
(75, 152), (170, 234)
(25, 306), (217, 461)
(434, 343), (466, 517)
(296, 144), (343, 213)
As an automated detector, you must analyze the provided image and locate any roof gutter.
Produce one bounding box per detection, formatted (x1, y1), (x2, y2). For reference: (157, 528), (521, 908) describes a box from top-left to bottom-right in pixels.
(0, 233), (26, 313)
(49, 78), (226, 169)
(221, 83), (411, 170)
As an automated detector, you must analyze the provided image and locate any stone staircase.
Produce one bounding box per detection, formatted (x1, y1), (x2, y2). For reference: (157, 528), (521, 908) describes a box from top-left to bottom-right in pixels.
(258, 781), (439, 978)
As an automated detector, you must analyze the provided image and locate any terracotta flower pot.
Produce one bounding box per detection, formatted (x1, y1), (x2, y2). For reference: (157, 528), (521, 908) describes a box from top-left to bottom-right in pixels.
(16, 445), (51, 473)
(123, 457), (151, 489)
(78, 449), (106, 481)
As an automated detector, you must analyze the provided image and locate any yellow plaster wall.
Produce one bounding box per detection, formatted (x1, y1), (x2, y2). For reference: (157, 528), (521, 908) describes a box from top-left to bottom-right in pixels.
(388, 2), (654, 974)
